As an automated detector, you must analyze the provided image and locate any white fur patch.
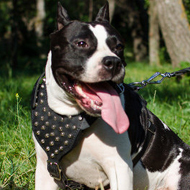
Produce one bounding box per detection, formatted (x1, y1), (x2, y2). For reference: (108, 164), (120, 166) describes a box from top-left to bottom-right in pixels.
(134, 148), (182, 190)
(45, 51), (82, 115)
(80, 24), (118, 82)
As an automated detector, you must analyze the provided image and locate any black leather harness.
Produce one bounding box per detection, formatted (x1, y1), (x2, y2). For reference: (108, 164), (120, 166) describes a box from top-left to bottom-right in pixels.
(31, 73), (96, 189)
(31, 73), (155, 190)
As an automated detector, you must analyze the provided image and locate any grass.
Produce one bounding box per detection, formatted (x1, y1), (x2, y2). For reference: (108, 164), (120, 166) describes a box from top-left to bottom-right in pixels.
(0, 62), (190, 189)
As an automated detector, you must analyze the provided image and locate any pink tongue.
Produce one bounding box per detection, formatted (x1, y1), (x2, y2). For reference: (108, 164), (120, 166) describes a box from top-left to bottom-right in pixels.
(90, 83), (130, 134)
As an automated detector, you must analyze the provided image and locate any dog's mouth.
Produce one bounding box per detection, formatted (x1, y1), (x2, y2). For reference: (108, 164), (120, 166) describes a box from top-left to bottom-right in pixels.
(58, 74), (130, 134)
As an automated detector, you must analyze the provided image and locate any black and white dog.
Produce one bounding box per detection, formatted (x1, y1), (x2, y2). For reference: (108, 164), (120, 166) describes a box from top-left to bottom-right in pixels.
(32, 2), (190, 190)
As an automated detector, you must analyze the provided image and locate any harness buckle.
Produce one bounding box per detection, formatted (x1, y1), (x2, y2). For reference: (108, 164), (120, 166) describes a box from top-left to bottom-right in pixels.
(47, 161), (62, 181)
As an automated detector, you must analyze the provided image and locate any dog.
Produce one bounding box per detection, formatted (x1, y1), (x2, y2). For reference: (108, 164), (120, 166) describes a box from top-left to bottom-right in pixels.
(32, 2), (190, 190)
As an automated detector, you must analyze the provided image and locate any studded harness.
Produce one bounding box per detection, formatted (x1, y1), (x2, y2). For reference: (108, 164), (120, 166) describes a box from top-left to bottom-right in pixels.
(31, 73), (97, 189)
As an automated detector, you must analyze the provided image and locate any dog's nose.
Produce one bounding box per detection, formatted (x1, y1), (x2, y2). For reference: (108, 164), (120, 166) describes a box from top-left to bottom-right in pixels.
(102, 56), (122, 71)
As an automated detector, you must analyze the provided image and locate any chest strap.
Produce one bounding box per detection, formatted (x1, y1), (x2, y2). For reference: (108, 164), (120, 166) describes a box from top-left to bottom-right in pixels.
(31, 73), (96, 189)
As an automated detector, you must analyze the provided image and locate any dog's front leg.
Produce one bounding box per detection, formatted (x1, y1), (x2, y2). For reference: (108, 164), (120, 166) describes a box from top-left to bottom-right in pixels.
(99, 132), (133, 190)
(104, 151), (133, 190)
(33, 135), (59, 190)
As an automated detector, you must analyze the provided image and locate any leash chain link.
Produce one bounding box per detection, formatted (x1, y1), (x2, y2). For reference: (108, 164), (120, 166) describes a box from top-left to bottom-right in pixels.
(128, 67), (190, 91)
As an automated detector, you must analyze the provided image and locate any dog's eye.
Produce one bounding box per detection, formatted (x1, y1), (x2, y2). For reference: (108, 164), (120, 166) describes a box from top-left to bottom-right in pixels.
(115, 44), (124, 51)
(77, 41), (88, 48)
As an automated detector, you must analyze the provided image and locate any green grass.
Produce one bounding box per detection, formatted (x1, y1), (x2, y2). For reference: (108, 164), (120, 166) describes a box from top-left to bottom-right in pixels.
(0, 63), (190, 189)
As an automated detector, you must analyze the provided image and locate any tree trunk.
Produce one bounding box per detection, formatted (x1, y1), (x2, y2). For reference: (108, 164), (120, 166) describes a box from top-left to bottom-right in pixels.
(89, 0), (93, 22)
(156, 0), (190, 67)
(149, 0), (160, 66)
(108, 0), (116, 22)
(35, 0), (45, 42)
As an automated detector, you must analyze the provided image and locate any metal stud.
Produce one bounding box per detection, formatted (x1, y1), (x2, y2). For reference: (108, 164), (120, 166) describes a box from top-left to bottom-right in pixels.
(35, 103), (38, 107)
(68, 115), (72, 119)
(46, 146), (50, 151)
(40, 116), (44, 121)
(45, 121), (49, 126)
(55, 137), (60, 141)
(65, 124), (69, 128)
(60, 117), (64, 122)
(59, 127), (63, 131)
(41, 125), (46, 130)
(40, 99), (44, 104)
(45, 133), (50, 138)
(50, 141), (54, 146)
(36, 131), (40, 135)
(60, 132), (65, 136)
(64, 140), (69, 145)
(59, 146), (64, 151)
(34, 122), (38, 127)
(50, 153), (55, 158)
(41, 139), (45, 144)
(68, 134), (72, 139)
(48, 112), (51, 116)
(43, 107), (47, 112)
(54, 150), (59, 154)
(72, 125), (77, 130)
(78, 116), (83, 121)
(53, 116), (57, 121)
(41, 84), (45, 88)
(34, 112), (38, 116)
(50, 132), (55, 136)
(43, 78), (46, 82)
(40, 92), (44, 97)
(52, 125), (56, 130)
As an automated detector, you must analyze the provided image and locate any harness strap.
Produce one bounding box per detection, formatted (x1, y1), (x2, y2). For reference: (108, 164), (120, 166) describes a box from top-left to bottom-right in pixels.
(31, 74), (96, 190)
(132, 119), (156, 167)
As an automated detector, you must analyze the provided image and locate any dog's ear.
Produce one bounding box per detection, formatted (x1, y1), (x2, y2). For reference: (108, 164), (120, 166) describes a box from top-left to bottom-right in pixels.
(57, 2), (71, 30)
(95, 1), (110, 22)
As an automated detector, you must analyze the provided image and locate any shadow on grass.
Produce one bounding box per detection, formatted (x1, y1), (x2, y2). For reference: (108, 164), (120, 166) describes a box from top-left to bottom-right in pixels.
(0, 181), (29, 190)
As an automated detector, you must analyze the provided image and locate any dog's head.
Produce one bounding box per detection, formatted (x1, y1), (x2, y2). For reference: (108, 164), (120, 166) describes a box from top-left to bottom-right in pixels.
(50, 2), (128, 131)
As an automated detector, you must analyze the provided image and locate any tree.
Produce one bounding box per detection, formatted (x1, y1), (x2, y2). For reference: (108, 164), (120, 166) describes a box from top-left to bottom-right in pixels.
(35, 0), (45, 47)
(149, 0), (160, 66)
(155, 0), (190, 67)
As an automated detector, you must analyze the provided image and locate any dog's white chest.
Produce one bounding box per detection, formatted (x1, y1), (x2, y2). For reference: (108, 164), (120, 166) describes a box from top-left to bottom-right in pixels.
(58, 118), (132, 189)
